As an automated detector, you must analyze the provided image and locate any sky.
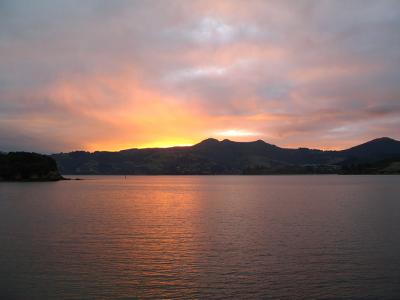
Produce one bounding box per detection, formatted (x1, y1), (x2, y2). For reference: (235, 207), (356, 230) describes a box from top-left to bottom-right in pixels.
(1, 0), (400, 153)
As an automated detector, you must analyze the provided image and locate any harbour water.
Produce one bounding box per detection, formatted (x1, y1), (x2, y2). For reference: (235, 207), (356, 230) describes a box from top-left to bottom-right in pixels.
(1, 175), (399, 299)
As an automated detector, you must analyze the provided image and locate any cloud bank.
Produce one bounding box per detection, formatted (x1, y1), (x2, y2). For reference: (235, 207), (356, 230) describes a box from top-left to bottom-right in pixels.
(1, 0), (400, 152)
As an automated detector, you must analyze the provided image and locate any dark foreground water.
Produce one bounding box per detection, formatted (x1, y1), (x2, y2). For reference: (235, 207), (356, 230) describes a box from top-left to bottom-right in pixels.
(0, 176), (400, 299)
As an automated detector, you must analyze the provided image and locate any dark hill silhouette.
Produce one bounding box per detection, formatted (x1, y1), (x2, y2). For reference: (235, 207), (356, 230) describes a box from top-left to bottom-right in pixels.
(343, 137), (400, 158)
(0, 152), (63, 181)
(51, 137), (400, 175)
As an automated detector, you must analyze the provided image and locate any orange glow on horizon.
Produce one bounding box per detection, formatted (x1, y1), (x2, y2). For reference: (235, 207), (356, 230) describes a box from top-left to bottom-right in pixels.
(86, 139), (353, 152)
(85, 139), (197, 152)
(1, 2), (399, 154)
(13, 61), (393, 153)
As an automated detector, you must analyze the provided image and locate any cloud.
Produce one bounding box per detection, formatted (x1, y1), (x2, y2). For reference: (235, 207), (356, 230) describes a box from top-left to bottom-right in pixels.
(1, 0), (400, 152)
(214, 129), (260, 138)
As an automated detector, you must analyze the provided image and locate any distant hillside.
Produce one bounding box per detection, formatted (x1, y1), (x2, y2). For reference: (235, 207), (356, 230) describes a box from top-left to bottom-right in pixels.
(52, 137), (400, 175)
(0, 152), (63, 181)
(338, 138), (400, 174)
(342, 137), (400, 159)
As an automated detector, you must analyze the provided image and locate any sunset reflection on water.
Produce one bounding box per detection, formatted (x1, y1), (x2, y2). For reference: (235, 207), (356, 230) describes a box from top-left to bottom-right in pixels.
(1, 176), (400, 299)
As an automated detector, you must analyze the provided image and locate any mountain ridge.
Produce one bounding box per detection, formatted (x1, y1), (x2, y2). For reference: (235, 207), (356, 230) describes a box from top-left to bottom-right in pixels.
(51, 137), (400, 175)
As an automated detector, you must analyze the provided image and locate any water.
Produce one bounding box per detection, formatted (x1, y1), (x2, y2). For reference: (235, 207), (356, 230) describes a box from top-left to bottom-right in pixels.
(0, 175), (400, 299)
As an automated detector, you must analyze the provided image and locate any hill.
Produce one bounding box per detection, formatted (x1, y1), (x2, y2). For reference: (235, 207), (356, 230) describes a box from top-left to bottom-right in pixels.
(0, 152), (63, 181)
(51, 137), (400, 175)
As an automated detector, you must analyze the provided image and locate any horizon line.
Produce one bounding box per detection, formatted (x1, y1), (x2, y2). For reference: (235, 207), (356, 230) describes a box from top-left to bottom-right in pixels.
(50, 136), (397, 154)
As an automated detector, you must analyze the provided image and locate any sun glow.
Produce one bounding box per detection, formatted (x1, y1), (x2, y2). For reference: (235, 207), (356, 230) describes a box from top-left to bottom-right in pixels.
(136, 140), (195, 149)
(85, 138), (197, 152)
(215, 129), (259, 138)
(2, 1), (399, 153)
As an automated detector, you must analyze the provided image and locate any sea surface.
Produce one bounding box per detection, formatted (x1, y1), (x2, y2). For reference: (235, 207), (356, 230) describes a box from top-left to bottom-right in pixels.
(0, 175), (400, 299)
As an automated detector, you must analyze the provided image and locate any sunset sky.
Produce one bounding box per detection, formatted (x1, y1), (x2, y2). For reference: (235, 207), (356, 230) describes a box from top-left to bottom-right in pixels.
(1, 0), (400, 153)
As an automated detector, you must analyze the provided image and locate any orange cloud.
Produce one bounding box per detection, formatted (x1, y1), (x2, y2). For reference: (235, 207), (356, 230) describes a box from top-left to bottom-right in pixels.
(1, 1), (400, 153)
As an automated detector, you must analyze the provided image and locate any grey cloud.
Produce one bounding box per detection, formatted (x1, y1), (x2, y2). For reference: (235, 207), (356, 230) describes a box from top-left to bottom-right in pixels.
(1, 0), (400, 151)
